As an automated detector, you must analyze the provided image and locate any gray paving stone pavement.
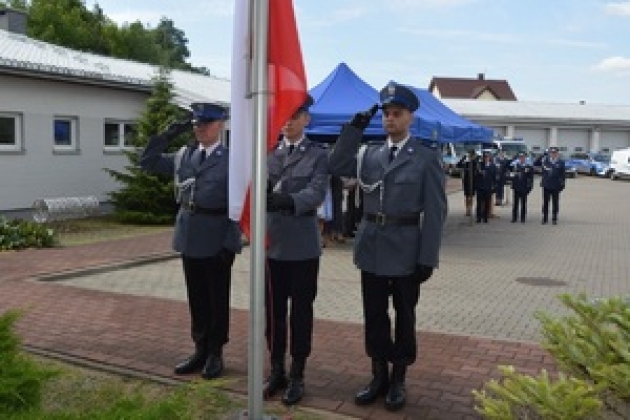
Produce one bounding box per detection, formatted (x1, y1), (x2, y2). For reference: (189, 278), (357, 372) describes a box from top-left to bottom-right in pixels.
(56, 175), (630, 344)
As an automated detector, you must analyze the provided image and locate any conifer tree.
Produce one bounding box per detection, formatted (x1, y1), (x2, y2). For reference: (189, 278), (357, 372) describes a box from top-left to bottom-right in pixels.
(105, 69), (191, 224)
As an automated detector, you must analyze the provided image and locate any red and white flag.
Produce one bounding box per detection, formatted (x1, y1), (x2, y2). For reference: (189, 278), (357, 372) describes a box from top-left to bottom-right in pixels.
(229, 0), (308, 238)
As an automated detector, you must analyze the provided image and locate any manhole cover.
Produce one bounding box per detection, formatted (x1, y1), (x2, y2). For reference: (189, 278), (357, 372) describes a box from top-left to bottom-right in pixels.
(515, 277), (567, 287)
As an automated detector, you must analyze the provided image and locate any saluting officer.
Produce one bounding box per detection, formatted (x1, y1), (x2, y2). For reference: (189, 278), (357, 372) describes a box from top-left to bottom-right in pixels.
(540, 146), (566, 224)
(510, 152), (534, 223)
(139, 103), (242, 380)
(263, 95), (328, 406)
(329, 83), (447, 412)
(475, 151), (497, 223)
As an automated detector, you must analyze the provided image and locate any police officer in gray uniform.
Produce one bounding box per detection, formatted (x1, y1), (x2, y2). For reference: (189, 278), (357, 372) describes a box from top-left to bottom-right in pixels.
(263, 95), (328, 406)
(329, 83), (447, 411)
(139, 103), (242, 380)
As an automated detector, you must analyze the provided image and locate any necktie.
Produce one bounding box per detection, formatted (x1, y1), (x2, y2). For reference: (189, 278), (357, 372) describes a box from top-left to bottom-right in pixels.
(200, 149), (206, 163)
(388, 146), (398, 163)
(288, 144), (295, 155)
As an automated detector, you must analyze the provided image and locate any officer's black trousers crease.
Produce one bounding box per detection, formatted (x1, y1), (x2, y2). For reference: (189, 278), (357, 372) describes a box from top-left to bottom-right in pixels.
(476, 190), (492, 222)
(266, 258), (319, 362)
(361, 271), (421, 365)
(512, 192), (528, 221)
(182, 254), (232, 355)
(542, 188), (560, 220)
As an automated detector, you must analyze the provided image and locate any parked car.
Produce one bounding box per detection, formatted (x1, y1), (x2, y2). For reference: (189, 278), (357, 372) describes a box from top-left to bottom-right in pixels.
(590, 154), (612, 177)
(610, 148), (630, 180)
(568, 152), (611, 176)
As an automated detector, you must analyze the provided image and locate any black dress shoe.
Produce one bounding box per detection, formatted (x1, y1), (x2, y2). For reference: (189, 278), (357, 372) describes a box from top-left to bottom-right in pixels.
(384, 381), (406, 411)
(174, 352), (206, 375)
(263, 370), (288, 399)
(282, 378), (304, 405)
(355, 360), (389, 406)
(552, 219), (557, 225)
(201, 355), (224, 379)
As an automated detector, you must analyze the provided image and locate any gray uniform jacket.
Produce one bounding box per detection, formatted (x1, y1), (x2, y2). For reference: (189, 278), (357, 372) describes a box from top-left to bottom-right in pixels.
(139, 134), (242, 258)
(267, 137), (328, 261)
(329, 125), (447, 276)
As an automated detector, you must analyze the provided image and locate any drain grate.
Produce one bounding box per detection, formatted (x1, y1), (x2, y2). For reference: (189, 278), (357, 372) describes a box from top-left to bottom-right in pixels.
(515, 277), (567, 287)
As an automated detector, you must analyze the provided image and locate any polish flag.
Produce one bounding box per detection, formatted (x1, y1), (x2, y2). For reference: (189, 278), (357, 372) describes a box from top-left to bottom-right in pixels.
(229, 0), (308, 238)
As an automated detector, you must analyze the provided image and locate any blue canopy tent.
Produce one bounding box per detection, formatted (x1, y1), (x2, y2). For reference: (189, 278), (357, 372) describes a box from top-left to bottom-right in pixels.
(306, 62), (493, 144)
(399, 83), (494, 143)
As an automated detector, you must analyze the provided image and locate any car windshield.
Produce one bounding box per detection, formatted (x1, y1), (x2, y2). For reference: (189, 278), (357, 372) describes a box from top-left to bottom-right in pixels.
(501, 144), (529, 158)
(453, 142), (483, 154)
(593, 154), (610, 163)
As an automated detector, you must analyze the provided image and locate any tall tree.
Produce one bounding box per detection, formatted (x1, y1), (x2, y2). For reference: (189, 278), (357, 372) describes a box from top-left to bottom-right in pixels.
(104, 69), (192, 224)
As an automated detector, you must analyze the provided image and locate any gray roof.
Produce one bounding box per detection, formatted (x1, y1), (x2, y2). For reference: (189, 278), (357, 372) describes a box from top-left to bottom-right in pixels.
(0, 29), (230, 107)
(442, 98), (630, 126)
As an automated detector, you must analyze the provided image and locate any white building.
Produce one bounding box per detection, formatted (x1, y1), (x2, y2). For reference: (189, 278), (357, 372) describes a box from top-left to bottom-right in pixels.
(2, 7), (630, 215)
(443, 99), (630, 154)
(1, 9), (229, 215)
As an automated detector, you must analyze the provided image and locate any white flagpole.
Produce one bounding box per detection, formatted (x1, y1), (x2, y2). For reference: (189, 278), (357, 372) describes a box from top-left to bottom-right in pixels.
(248, 0), (269, 418)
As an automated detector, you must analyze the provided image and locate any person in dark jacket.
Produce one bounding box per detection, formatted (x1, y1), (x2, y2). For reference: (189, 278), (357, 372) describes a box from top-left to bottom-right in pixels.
(456, 150), (478, 216)
(139, 103), (242, 380)
(510, 152), (534, 223)
(475, 151), (496, 223)
(540, 146), (566, 224)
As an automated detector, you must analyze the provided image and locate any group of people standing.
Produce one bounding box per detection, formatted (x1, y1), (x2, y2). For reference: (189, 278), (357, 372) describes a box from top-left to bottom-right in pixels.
(456, 147), (566, 224)
(139, 82), (447, 412)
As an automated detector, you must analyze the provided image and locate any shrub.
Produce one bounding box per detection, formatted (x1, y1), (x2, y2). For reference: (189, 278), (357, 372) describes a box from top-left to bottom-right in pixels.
(0, 311), (59, 414)
(474, 294), (630, 419)
(473, 366), (602, 419)
(0, 217), (57, 251)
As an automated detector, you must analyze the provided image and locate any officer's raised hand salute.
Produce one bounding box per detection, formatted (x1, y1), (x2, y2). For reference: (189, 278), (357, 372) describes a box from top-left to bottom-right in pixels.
(329, 83), (447, 412)
(165, 117), (192, 138)
(349, 104), (379, 130)
(139, 102), (242, 381)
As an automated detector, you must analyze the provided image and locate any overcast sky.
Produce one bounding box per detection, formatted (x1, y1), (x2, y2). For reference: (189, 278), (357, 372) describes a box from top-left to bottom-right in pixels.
(87, 0), (630, 105)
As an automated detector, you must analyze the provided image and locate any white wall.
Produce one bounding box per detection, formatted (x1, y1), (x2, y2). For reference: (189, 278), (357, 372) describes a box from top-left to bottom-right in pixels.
(0, 74), (147, 211)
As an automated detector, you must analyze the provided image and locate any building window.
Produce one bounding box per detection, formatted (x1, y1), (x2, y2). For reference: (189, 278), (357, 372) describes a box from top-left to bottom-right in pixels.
(574, 146), (583, 152)
(0, 113), (22, 151)
(53, 117), (78, 150)
(104, 121), (136, 150)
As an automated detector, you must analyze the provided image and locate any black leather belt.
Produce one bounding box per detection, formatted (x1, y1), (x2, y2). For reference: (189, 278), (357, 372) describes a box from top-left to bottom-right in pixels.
(181, 203), (227, 215)
(365, 212), (421, 226)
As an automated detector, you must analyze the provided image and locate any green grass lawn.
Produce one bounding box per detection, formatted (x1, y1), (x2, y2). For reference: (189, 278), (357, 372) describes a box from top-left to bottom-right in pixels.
(51, 216), (173, 247)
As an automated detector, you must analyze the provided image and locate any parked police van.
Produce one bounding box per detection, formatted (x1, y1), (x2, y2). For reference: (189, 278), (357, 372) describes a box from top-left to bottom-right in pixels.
(483, 137), (530, 160)
(610, 148), (630, 180)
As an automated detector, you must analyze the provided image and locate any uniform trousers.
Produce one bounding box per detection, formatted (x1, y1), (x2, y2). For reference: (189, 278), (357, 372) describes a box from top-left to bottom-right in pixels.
(361, 271), (421, 366)
(542, 188), (561, 221)
(512, 191), (528, 221)
(476, 190), (492, 222)
(266, 258), (319, 362)
(182, 254), (233, 356)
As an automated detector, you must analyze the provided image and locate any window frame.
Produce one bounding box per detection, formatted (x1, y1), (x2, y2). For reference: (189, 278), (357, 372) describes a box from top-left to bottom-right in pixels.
(0, 112), (23, 152)
(103, 120), (136, 151)
(53, 116), (79, 152)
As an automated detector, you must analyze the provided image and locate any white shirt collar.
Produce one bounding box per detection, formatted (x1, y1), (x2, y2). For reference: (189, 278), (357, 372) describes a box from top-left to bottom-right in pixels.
(284, 136), (305, 149)
(199, 142), (220, 156)
(387, 134), (411, 151)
